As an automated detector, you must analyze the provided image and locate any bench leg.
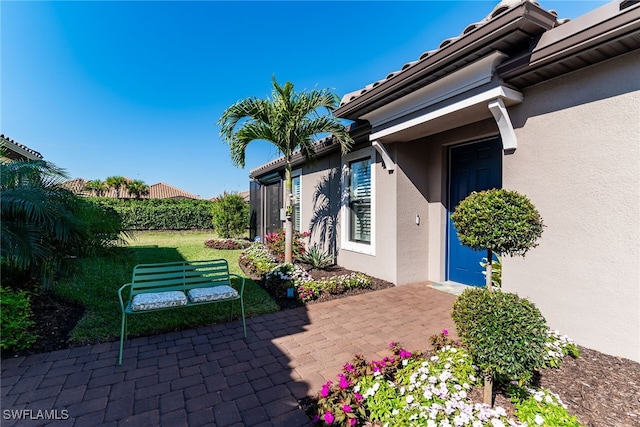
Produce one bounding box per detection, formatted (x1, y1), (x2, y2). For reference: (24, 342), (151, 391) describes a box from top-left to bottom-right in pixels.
(240, 296), (246, 338)
(118, 313), (127, 365)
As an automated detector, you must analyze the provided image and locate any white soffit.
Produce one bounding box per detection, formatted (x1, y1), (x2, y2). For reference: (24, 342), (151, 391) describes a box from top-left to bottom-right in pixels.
(362, 51), (509, 128)
(363, 50), (523, 151)
(369, 85), (523, 141)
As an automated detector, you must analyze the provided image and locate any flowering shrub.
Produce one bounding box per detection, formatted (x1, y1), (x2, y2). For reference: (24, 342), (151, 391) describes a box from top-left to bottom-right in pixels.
(265, 263), (312, 298)
(508, 386), (582, 426)
(429, 328), (459, 351)
(204, 238), (252, 250)
(543, 329), (580, 368)
(240, 243), (278, 274)
(311, 333), (582, 426)
(265, 230), (310, 261)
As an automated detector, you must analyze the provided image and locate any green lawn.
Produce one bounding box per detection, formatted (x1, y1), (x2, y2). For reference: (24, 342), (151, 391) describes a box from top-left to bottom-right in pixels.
(55, 231), (279, 345)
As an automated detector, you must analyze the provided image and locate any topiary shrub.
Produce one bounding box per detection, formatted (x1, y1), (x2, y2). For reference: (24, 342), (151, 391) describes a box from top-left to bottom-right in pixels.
(0, 287), (37, 352)
(452, 189), (543, 290)
(452, 288), (547, 403)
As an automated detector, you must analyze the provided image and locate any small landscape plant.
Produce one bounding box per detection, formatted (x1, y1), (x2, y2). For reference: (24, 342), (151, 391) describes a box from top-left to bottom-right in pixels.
(297, 273), (372, 303)
(0, 287), (37, 352)
(265, 230), (309, 261)
(508, 386), (583, 426)
(264, 263), (312, 298)
(240, 243), (278, 274)
(299, 244), (334, 269)
(205, 238), (252, 250)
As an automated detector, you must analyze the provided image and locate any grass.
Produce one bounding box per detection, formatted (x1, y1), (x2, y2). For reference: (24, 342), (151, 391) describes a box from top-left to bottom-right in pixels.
(55, 231), (279, 345)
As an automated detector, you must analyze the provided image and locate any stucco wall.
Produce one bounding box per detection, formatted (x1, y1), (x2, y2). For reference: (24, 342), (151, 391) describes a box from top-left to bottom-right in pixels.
(503, 51), (640, 362)
(395, 141), (430, 285)
(338, 153), (399, 283)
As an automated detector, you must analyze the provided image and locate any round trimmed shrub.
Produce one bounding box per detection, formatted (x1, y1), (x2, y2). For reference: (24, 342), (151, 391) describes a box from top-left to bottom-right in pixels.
(451, 189), (544, 257)
(452, 288), (547, 382)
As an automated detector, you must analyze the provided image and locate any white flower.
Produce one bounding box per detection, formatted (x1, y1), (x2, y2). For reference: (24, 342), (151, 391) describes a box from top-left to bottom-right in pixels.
(490, 419), (505, 427)
(534, 414), (544, 425)
(406, 395), (415, 404)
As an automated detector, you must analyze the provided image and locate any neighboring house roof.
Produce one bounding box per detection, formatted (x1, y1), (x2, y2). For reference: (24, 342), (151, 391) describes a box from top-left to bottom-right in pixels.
(148, 182), (200, 200)
(0, 134), (44, 161)
(63, 178), (201, 200)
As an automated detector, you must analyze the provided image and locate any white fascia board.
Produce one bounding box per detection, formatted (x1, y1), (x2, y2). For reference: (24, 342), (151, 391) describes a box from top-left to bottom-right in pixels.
(361, 51), (509, 128)
(370, 85), (523, 141)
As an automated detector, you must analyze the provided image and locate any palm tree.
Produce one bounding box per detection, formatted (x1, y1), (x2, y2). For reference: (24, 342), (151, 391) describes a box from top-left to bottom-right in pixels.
(85, 179), (107, 197)
(105, 176), (127, 199)
(218, 77), (353, 263)
(126, 180), (149, 199)
(1, 158), (83, 286)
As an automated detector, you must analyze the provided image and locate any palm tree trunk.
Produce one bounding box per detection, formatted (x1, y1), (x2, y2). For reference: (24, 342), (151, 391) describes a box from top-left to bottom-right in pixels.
(284, 166), (293, 264)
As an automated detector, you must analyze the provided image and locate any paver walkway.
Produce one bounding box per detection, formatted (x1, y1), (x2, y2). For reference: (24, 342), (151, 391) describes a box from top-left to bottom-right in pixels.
(1, 282), (457, 426)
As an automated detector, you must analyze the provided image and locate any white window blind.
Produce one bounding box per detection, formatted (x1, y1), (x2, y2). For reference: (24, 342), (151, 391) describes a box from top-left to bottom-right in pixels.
(349, 158), (371, 243)
(292, 175), (301, 232)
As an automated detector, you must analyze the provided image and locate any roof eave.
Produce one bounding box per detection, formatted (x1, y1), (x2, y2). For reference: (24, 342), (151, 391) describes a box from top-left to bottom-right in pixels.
(335, 1), (557, 120)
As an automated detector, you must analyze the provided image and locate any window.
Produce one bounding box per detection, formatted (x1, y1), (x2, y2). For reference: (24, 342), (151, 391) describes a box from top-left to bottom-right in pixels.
(349, 158), (371, 243)
(291, 172), (301, 232)
(341, 147), (375, 255)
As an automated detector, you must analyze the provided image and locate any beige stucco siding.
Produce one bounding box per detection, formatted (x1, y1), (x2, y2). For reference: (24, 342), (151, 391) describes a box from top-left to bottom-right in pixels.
(503, 51), (640, 362)
(338, 154), (399, 283)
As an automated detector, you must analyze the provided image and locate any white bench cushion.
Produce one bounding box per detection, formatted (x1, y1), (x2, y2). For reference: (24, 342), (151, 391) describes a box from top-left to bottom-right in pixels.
(131, 291), (187, 311)
(188, 285), (238, 303)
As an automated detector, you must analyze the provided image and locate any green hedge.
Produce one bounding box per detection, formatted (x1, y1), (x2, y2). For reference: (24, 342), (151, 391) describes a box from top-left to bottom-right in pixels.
(91, 198), (214, 230)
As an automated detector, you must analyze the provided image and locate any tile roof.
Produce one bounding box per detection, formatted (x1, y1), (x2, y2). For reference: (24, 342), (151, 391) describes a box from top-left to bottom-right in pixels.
(0, 134), (44, 160)
(62, 178), (201, 200)
(337, 0), (566, 109)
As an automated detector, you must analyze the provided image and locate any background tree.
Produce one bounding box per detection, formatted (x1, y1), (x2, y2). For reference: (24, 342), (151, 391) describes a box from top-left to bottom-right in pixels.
(211, 192), (249, 238)
(105, 175), (127, 199)
(451, 188), (544, 291)
(85, 179), (107, 197)
(126, 179), (149, 199)
(218, 77), (353, 263)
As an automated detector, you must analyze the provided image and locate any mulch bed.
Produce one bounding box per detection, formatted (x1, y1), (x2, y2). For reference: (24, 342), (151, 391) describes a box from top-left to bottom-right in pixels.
(3, 262), (639, 426)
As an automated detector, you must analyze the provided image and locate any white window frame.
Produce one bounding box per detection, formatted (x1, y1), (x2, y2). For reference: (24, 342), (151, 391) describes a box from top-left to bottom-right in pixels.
(291, 169), (302, 232)
(341, 147), (376, 255)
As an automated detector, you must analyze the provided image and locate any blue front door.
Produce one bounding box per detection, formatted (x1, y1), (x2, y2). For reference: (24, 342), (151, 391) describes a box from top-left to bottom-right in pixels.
(447, 138), (502, 286)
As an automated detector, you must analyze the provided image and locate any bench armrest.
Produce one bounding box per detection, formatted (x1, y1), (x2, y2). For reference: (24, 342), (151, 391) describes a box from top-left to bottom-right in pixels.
(229, 274), (245, 296)
(118, 283), (132, 312)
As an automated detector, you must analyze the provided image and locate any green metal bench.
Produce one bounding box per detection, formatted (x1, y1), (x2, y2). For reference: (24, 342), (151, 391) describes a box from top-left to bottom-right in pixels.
(117, 259), (246, 365)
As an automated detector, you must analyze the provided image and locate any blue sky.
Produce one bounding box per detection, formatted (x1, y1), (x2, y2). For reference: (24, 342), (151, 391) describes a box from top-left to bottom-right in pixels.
(1, 1), (607, 199)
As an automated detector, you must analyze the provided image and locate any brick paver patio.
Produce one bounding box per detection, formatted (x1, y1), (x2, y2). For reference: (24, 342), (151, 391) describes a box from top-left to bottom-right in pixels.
(1, 282), (456, 426)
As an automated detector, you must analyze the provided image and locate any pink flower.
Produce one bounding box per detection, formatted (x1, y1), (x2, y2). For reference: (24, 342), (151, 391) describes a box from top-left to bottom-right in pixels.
(389, 342), (397, 348)
(321, 381), (332, 397)
(399, 349), (412, 359)
(349, 418), (357, 426)
(343, 404), (352, 413)
(338, 374), (351, 389)
(354, 392), (363, 402)
(343, 363), (355, 372)
(324, 412), (334, 424)
(443, 329), (449, 335)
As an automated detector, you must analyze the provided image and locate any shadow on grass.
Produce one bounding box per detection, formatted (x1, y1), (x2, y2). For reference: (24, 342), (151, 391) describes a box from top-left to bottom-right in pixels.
(55, 245), (279, 347)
